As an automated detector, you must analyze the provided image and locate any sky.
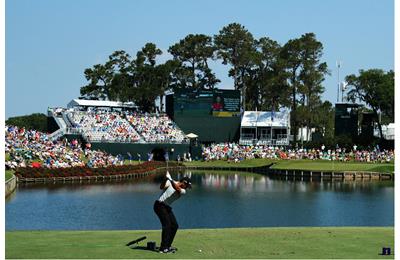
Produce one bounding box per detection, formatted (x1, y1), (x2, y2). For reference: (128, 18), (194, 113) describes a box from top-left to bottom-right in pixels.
(5, 0), (394, 118)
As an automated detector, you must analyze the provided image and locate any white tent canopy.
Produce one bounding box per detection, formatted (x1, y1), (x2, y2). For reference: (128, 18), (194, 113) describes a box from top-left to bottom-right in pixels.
(241, 110), (290, 128)
(186, 133), (198, 138)
(374, 123), (395, 140)
(67, 99), (137, 109)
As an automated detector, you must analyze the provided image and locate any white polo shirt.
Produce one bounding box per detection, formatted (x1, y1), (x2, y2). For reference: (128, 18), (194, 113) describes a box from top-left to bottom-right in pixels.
(158, 180), (186, 206)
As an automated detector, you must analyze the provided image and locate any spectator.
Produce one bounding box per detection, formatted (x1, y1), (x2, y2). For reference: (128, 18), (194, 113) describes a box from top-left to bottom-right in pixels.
(201, 142), (394, 164)
(5, 125), (120, 169)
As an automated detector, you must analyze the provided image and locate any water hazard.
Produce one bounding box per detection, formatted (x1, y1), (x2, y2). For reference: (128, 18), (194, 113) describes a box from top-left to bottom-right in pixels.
(5, 170), (394, 230)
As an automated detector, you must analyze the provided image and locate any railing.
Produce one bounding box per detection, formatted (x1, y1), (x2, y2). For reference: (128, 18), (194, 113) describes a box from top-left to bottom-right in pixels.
(48, 128), (65, 141)
(259, 134), (288, 140)
(49, 127), (83, 140)
(275, 138), (289, 146)
(82, 134), (190, 144)
(62, 112), (73, 127)
(65, 128), (83, 135)
(257, 139), (272, 145)
(277, 134), (288, 139)
(239, 137), (289, 146)
(385, 134), (395, 140)
(240, 134), (255, 140)
(239, 139), (254, 145)
(143, 139), (190, 144)
(259, 134), (271, 140)
(53, 116), (67, 129)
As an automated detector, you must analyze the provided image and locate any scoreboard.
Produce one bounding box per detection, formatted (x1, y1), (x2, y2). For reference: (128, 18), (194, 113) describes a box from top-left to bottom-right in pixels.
(167, 89), (242, 143)
(174, 89), (241, 117)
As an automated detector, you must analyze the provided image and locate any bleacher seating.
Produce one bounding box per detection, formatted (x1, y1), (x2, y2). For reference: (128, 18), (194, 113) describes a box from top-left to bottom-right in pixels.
(67, 111), (141, 143)
(125, 113), (187, 143)
(65, 110), (187, 144)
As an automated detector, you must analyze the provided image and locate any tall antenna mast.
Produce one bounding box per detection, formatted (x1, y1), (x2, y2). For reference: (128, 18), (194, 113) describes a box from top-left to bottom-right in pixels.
(336, 60), (342, 103)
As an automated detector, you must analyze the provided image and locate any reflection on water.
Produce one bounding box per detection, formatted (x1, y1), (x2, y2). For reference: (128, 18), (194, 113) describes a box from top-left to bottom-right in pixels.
(6, 170), (394, 230)
(179, 170), (392, 194)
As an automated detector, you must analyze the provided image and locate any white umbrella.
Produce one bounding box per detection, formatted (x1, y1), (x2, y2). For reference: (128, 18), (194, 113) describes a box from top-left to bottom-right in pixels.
(186, 133), (198, 138)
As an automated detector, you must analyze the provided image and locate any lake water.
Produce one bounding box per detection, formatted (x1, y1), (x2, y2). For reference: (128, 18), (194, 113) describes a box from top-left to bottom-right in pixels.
(5, 170), (394, 230)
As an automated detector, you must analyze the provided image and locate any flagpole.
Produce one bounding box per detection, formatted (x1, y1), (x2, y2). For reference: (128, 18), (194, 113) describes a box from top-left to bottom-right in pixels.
(336, 61), (342, 103)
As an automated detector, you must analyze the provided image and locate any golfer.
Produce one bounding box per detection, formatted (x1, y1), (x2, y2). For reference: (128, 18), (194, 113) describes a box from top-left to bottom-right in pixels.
(154, 171), (192, 253)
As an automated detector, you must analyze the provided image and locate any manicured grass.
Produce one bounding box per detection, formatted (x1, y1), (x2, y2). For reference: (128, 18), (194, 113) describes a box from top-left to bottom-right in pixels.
(189, 170), (264, 178)
(184, 159), (394, 173)
(5, 227), (393, 259)
(271, 160), (394, 173)
(184, 158), (276, 168)
(124, 160), (141, 165)
(5, 170), (14, 181)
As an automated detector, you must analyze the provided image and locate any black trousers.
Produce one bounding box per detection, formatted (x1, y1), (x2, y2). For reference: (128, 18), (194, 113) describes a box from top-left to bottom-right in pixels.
(153, 200), (179, 250)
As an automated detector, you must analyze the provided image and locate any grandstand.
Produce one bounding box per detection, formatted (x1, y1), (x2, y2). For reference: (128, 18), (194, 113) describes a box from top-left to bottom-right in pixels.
(46, 99), (194, 160)
(46, 96), (292, 161)
(48, 99), (188, 144)
(66, 110), (142, 143)
(126, 113), (187, 143)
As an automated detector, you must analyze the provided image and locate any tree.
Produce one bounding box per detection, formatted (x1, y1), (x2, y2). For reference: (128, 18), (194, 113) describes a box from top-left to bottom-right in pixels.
(81, 50), (132, 100)
(166, 60), (193, 90)
(214, 23), (257, 110)
(168, 34), (219, 89)
(255, 37), (290, 111)
(152, 60), (182, 111)
(298, 33), (329, 141)
(106, 50), (134, 101)
(80, 63), (114, 100)
(80, 43), (168, 112)
(345, 69), (394, 139)
(6, 113), (48, 132)
(136, 43), (163, 67)
(109, 73), (135, 102)
(108, 50), (132, 74)
(131, 43), (165, 112)
(280, 33), (328, 143)
(280, 37), (303, 142)
(312, 101), (335, 139)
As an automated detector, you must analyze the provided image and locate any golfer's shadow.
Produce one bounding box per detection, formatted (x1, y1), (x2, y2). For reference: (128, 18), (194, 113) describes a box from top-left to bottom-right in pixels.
(126, 237), (159, 253)
(129, 245), (158, 252)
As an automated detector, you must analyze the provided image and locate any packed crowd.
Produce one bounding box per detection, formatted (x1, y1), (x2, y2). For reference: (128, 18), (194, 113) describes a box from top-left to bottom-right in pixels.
(64, 109), (187, 144)
(5, 125), (123, 169)
(125, 113), (187, 143)
(5, 123), (394, 170)
(67, 111), (141, 143)
(202, 143), (395, 163)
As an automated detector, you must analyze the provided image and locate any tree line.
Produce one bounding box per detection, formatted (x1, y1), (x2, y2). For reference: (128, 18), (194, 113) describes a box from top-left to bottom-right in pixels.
(6, 113), (48, 132)
(80, 22), (393, 143)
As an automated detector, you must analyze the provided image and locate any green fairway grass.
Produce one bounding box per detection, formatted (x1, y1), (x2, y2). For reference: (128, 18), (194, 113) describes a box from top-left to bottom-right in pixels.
(5, 170), (14, 181)
(184, 158), (277, 168)
(5, 227), (393, 259)
(270, 160), (394, 173)
(184, 159), (394, 173)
